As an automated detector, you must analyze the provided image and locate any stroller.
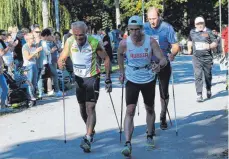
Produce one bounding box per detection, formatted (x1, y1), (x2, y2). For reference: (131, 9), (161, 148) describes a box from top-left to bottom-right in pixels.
(3, 67), (36, 108)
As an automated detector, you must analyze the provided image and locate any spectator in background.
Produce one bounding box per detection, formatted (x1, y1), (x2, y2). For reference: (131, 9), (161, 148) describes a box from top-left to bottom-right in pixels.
(20, 28), (30, 45)
(0, 30), (18, 78)
(14, 30), (24, 68)
(0, 54), (11, 112)
(40, 28), (62, 97)
(212, 29), (222, 58)
(54, 32), (62, 59)
(92, 28), (102, 42)
(221, 25), (229, 90)
(22, 33), (41, 96)
(62, 29), (73, 75)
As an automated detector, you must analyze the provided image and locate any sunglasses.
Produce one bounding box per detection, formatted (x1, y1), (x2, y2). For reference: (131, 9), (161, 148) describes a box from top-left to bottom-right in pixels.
(74, 34), (85, 37)
(35, 31), (41, 33)
(0, 34), (7, 36)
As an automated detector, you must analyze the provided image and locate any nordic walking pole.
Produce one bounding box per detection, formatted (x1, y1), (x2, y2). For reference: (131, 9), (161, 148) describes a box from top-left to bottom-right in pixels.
(62, 62), (67, 143)
(108, 92), (121, 130)
(157, 75), (172, 126)
(120, 82), (124, 143)
(171, 67), (178, 136)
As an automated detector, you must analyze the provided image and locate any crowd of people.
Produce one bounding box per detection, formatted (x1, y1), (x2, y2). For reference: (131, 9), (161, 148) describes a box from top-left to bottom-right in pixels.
(0, 22), (123, 113)
(0, 5), (228, 157)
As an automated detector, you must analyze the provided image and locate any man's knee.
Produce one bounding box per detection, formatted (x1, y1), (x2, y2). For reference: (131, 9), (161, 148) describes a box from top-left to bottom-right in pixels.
(126, 104), (136, 117)
(86, 102), (96, 114)
(145, 104), (154, 114)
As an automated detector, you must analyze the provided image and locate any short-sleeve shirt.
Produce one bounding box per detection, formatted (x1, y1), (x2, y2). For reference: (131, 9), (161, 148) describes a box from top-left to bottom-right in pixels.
(0, 42), (14, 66)
(22, 43), (37, 66)
(144, 21), (178, 56)
(189, 28), (217, 58)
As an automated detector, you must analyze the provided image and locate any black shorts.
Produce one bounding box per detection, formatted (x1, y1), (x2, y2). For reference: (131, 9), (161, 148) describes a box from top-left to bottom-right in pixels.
(125, 80), (156, 106)
(75, 74), (100, 103)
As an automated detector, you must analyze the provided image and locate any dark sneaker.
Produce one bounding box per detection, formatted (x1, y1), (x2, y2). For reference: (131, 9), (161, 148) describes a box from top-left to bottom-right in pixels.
(121, 141), (132, 157)
(145, 130), (156, 136)
(207, 90), (212, 99)
(80, 136), (91, 153)
(160, 118), (168, 130)
(90, 130), (95, 143)
(196, 94), (204, 102)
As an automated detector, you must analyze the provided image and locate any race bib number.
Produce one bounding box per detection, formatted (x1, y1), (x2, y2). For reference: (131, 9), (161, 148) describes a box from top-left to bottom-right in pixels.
(73, 64), (87, 77)
(195, 42), (208, 51)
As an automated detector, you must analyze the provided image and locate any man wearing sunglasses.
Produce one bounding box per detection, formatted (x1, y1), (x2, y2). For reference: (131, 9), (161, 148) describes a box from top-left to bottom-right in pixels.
(58, 21), (111, 153)
(118, 15), (167, 157)
(144, 7), (180, 130)
(188, 16), (217, 102)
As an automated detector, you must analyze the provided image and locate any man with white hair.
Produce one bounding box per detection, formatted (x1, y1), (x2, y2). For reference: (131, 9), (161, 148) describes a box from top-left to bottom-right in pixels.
(58, 21), (112, 153)
(188, 16), (217, 102)
(118, 15), (167, 157)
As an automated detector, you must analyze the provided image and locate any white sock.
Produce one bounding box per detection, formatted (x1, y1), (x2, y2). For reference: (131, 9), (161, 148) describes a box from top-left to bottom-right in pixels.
(86, 135), (91, 141)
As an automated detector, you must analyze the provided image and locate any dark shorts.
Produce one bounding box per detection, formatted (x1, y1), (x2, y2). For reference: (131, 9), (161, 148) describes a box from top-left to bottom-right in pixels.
(125, 80), (156, 106)
(75, 74), (100, 103)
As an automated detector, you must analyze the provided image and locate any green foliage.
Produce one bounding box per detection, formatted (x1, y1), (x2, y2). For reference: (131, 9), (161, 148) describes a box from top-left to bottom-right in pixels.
(0, 0), (71, 34)
(0, 0), (228, 37)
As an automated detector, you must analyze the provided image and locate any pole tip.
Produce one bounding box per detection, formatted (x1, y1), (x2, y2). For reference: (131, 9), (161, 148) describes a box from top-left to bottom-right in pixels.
(176, 132), (178, 136)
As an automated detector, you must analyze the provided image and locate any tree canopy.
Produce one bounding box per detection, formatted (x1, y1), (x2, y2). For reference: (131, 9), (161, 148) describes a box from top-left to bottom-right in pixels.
(0, 0), (227, 37)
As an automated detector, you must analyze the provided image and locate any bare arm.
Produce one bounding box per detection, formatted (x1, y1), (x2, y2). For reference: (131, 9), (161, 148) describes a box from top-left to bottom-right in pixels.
(209, 42), (217, 49)
(222, 39), (225, 56)
(96, 42), (110, 78)
(58, 40), (70, 69)
(150, 38), (167, 67)
(171, 43), (180, 55)
(0, 46), (11, 56)
(23, 48), (41, 61)
(117, 40), (126, 75)
(187, 41), (193, 54)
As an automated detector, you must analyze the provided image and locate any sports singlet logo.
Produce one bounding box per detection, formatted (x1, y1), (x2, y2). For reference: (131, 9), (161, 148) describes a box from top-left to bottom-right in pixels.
(130, 53), (149, 58)
(71, 47), (79, 53)
(201, 33), (209, 37)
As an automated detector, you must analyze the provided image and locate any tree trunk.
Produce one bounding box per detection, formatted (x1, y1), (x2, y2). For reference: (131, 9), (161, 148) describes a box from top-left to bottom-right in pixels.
(42, 0), (49, 29)
(115, 0), (120, 28)
(54, 0), (60, 32)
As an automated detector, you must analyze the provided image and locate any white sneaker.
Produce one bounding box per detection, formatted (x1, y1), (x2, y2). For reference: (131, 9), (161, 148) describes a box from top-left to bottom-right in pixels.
(55, 91), (63, 97)
(47, 90), (55, 96)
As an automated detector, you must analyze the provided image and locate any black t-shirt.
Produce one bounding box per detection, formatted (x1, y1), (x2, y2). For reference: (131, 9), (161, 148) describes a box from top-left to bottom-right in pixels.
(189, 28), (217, 58)
(14, 37), (23, 61)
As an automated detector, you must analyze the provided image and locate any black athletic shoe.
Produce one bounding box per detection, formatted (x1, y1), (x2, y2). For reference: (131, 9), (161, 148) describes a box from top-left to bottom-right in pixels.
(160, 118), (168, 130)
(80, 136), (91, 153)
(90, 130), (95, 143)
(145, 130), (156, 136)
(207, 90), (212, 99)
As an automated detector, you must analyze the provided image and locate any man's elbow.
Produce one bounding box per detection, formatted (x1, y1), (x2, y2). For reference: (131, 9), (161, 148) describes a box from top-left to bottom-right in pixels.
(172, 44), (180, 53)
(104, 56), (110, 68)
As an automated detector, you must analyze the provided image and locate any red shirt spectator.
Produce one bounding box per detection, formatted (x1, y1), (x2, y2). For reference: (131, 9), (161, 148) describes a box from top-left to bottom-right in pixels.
(222, 26), (228, 55)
